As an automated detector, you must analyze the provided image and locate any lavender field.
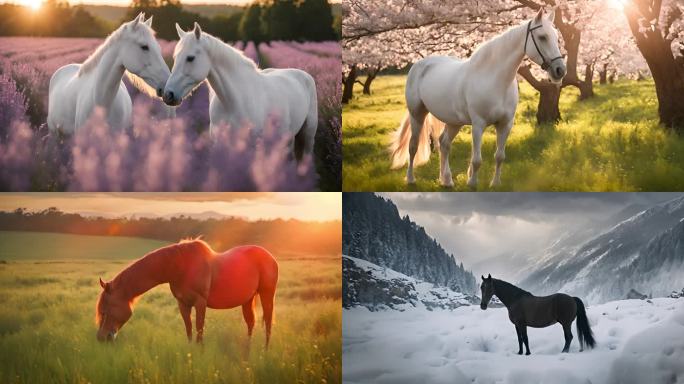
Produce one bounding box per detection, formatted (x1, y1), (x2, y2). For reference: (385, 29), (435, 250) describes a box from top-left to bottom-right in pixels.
(0, 37), (341, 191)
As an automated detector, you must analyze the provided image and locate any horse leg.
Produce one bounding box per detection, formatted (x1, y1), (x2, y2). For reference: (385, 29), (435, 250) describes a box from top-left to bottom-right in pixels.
(522, 326), (531, 355)
(178, 301), (193, 341)
(194, 297), (207, 344)
(467, 120), (485, 189)
(260, 290), (275, 348)
(241, 295), (257, 338)
(515, 325), (523, 355)
(562, 322), (573, 353)
(491, 118), (513, 187)
(438, 124), (462, 187)
(406, 109), (427, 184)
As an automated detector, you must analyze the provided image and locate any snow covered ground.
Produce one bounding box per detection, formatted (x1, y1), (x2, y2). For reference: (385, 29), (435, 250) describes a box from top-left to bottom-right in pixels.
(343, 298), (684, 384)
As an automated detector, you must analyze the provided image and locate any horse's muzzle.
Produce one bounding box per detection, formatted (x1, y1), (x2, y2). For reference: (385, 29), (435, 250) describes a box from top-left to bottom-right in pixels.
(162, 91), (180, 106)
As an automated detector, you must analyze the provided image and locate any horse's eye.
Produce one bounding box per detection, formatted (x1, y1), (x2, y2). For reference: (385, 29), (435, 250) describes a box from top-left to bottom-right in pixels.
(187, 56), (195, 63)
(141, 45), (149, 51)
(539, 36), (547, 41)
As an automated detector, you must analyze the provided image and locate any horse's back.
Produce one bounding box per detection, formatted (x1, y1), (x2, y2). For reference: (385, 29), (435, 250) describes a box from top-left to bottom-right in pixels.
(207, 245), (278, 309)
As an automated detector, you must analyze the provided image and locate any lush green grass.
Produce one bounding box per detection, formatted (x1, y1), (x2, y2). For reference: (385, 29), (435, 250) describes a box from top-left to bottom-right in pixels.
(0, 232), (341, 384)
(343, 75), (684, 191)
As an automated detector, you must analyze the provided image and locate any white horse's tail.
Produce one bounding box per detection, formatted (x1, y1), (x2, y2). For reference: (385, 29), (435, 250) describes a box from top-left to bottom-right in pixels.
(389, 112), (444, 169)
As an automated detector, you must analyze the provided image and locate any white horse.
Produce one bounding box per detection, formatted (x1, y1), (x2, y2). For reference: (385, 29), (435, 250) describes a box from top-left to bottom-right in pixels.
(47, 13), (170, 132)
(163, 23), (318, 162)
(390, 8), (566, 188)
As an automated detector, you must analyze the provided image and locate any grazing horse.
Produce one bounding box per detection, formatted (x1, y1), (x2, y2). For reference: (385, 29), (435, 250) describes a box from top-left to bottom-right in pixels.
(95, 239), (278, 346)
(47, 13), (170, 132)
(163, 23), (318, 163)
(479, 274), (595, 355)
(390, 8), (566, 188)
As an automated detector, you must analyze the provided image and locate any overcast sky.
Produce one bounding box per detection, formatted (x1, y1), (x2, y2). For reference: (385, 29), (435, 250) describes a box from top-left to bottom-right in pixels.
(380, 193), (682, 276)
(0, 193), (340, 222)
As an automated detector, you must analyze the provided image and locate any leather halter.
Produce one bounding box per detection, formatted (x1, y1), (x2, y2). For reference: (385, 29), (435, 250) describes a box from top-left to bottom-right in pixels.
(524, 21), (563, 70)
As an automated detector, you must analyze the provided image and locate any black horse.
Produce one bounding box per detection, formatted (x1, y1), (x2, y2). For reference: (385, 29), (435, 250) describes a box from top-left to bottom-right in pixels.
(479, 274), (595, 355)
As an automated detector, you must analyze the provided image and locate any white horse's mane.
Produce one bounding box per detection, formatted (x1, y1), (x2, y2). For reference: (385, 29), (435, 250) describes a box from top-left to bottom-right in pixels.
(469, 22), (526, 66)
(78, 24), (127, 76)
(79, 21), (161, 97)
(203, 33), (259, 71)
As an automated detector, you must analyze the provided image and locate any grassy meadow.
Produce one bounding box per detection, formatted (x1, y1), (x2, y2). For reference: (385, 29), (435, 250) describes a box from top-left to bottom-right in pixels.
(343, 75), (684, 191)
(0, 231), (341, 384)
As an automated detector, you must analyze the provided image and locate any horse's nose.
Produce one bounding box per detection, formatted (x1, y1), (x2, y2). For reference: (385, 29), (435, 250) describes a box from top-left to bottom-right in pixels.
(555, 65), (566, 78)
(156, 88), (163, 98)
(163, 90), (175, 105)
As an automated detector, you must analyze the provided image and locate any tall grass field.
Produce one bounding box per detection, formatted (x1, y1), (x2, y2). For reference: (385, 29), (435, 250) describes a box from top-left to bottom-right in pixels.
(0, 231), (341, 384)
(342, 75), (684, 191)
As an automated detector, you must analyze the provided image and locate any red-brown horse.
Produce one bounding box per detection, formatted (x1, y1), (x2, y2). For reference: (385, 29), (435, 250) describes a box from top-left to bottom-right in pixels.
(95, 239), (278, 346)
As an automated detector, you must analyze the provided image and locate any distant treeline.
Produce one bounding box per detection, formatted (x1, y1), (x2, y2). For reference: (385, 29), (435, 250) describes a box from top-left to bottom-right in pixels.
(0, 208), (342, 257)
(0, 0), (340, 42)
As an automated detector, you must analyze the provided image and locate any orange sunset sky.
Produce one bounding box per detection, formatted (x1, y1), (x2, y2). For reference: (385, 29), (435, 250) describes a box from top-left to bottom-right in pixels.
(0, 193), (341, 222)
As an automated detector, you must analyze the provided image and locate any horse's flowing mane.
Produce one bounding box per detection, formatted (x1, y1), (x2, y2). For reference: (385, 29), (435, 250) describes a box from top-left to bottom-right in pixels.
(493, 278), (532, 306)
(468, 22), (526, 66)
(202, 33), (259, 71)
(79, 24), (127, 76)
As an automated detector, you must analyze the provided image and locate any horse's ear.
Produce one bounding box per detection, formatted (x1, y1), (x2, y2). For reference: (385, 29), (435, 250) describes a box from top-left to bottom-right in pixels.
(488, 273), (492, 280)
(481, 275), (485, 281)
(130, 12), (144, 30)
(547, 7), (556, 23)
(534, 7), (544, 23)
(193, 22), (202, 40)
(175, 23), (185, 38)
(144, 15), (153, 28)
(99, 277), (109, 292)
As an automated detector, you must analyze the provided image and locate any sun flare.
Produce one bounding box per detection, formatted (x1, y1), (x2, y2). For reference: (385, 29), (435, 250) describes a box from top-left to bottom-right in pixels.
(607, 0), (627, 9)
(18, 0), (42, 10)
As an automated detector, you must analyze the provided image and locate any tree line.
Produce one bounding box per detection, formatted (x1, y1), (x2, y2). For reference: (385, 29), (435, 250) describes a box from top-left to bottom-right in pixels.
(0, 208), (342, 257)
(0, 0), (340, 42)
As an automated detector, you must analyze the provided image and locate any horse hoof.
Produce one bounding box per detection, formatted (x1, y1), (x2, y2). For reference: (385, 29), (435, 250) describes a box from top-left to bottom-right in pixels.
(489, 179), (501, 188)
(518, 351), (523, 355)
(440, 177), (454, 187)
(525, 352), (531, 355)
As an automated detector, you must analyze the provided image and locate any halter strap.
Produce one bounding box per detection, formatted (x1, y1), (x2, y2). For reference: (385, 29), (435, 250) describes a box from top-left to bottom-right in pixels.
(524, 21), (563, 71)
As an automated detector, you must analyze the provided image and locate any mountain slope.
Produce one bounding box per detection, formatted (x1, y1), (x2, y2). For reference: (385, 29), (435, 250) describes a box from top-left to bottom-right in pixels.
(343, 193), (476, 294)
(520, 195), (684, 303)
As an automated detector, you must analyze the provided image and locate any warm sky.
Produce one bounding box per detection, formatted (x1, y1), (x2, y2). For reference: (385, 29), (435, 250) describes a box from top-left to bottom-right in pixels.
(0, 193), (341, 222)
(381, 192), (682, 278)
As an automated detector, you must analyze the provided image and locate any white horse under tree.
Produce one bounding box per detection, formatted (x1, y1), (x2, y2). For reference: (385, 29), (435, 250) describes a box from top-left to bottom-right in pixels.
(390, 8), (566, 188)
(47, 13), (170, 132)
(163, 23), (318, 163)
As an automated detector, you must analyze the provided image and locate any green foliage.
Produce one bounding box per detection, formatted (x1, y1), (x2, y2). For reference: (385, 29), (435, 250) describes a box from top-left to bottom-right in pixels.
(0, 234), (341, 384)
(343, 75), (684, 191)
(240, 3), (266, 44)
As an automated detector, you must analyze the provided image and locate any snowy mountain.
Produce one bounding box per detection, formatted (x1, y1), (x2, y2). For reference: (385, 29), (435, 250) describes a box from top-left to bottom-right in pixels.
(343, 193), (476, 295)
(343, 256), (477, 311)
(520, 195), (684, 303)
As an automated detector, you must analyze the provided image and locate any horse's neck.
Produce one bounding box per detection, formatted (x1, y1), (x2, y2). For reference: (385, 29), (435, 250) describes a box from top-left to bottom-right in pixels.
(115, 250), (171, 300)
(468, 23), (526, 86)
(494, 279), (527, 307)
(92, 45), (125, 108)
(206, 42), (260, 113)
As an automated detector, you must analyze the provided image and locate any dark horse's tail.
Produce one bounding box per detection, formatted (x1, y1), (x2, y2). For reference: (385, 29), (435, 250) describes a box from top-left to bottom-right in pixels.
(574, 297), (596, 350)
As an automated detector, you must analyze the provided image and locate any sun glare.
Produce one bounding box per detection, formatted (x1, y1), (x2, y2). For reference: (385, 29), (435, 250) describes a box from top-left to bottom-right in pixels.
(19, 0), (42, 10)
(607, 0), (627, 9)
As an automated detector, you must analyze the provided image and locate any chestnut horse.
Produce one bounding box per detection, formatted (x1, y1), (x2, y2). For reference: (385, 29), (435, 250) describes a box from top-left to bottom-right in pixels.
(95, 239), (278, 346)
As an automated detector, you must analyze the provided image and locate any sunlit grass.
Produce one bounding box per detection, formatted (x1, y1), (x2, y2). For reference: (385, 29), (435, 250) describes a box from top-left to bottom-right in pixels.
(0, 233), (341, 384)
(342, 75), (684, 191)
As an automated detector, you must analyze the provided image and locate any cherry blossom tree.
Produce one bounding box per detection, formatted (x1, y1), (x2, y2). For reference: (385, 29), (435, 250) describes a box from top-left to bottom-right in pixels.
(622, 0), (684, 131)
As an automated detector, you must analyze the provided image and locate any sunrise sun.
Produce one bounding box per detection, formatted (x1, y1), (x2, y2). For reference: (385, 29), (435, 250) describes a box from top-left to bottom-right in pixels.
(19, 0), (42, 10)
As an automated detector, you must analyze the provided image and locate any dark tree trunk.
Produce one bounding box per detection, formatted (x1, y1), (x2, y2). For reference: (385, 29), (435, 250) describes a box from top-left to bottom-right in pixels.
(599, 63), (608, 84)
(577, 64), (594, 100)
(608, 71), (615, 83)
(518, 65), (561, 124)
(362, 67), (380, 95)
(624, 0), (684, 131)
(342, 64), (358, 104)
